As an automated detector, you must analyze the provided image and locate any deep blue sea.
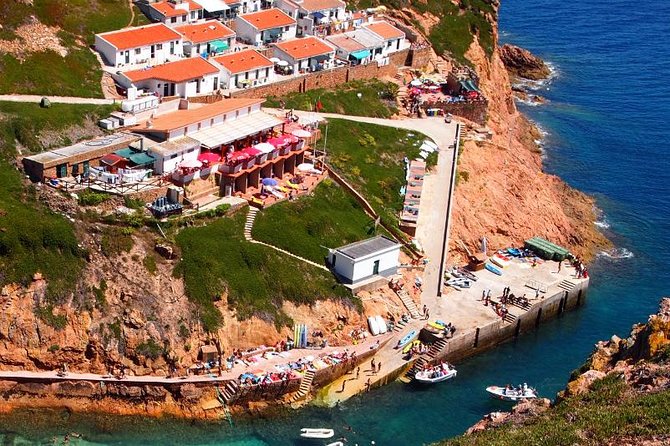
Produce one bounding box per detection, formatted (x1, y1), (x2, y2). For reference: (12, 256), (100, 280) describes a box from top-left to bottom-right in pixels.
(2, 0), (670, 444)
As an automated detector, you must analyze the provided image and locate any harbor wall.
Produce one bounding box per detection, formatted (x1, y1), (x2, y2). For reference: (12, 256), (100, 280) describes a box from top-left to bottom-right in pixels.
(435, 279), (589, 364)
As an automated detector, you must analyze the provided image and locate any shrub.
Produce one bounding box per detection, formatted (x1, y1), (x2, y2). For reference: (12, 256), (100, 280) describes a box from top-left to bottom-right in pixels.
(135, 338), (164, 361)
(48, 344), (60, 352)
(36, 305), (68, 330)
(143, 254), (157, 274)
(78, 189), (109, 206)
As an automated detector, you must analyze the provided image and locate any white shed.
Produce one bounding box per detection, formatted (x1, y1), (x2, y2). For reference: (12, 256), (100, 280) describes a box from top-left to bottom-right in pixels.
(329, 236), (401, 285)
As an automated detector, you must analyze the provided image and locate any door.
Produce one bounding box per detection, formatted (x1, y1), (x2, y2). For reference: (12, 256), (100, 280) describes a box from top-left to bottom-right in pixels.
(213, 76), (219, 90)
(71, 163), (79, 176)
(56, 164), (67, 178)
(150, 45), (155, 59)
(170, 83), (175, 96)
(163, 83), (169, 97)
(124, 50), (130, 64)
(373, 260), (380, 275)
(83, 161), (90, 176)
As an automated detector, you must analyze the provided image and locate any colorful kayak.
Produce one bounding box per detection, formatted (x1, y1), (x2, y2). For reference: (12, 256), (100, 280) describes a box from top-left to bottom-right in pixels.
(490, 255), (511, 268)
(396, 330), (418, 349)
(485, 263), (503, 275)
(428, 321), (446, 330)
(402, 340), (421, 354)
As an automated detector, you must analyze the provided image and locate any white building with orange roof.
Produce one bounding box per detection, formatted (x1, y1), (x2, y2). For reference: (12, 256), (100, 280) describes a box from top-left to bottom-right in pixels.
(362, 21), (407, 57)
(235, 8), (297, 46)
(95, 23), (183, 69)
(212, 49), (275, 90)
(272, 36), (335, 73)
(175, 20), (236, 57)
(146, 0), (204, 26)
(116, 57), (221, 98)
(325, 29), (384, 65)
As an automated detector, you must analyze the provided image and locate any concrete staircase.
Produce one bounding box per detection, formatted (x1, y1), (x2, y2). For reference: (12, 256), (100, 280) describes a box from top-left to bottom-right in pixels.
(393, 318), (409, 332)
(244, 207), (258, 241)
(395, 288), (422, 319)
(218, 380), (240, 404)
(557, 279), (577, 292)
(426, 338), (448, 360)
(291, 369), (316, 402)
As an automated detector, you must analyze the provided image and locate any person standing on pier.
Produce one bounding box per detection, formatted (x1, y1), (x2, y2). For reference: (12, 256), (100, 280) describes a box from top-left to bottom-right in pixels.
(371, 358), (376, 372)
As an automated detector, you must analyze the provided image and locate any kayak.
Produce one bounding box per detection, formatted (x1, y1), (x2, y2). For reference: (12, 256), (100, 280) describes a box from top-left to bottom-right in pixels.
(375, 315), (388, 334)
(485, 263), (502, 276)
(300, 428), (335, 439)
(486, 385), (538, 402)
(402, 339), (421, 354)
(456, 267), (478, 281)
(396, 330), (418, 349)
(415, 363), (457, 384)
(490, 255), (511, 268)
(428, 321), (446, 330)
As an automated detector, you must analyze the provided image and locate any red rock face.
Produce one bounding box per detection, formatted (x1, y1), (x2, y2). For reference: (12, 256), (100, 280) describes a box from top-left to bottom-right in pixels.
(499, 44), (551, 80)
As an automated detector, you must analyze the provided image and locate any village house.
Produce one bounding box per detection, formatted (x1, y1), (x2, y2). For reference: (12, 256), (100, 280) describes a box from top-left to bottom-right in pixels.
(275, 0), (346, 37)
(95, 23), (183, 69)
(116, 57), (222, 98)
(272, 36), (335, 73)
(196, 0), (262, 19)
(235, 8), (297, 46)
(146, 0), (204, 26)
(325, 29), (384, 65)
(175, 20), (236, 57)
(22, 133), (142, 181)
(212, 49), (275, 90)
(328, 236), (401, 286)
(362, 21), (407, 57)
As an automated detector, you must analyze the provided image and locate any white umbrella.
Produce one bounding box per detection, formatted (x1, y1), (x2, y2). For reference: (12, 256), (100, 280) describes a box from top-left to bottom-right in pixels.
(269, 57), (281, 63)
(410, 79), (423, 86)
(277, 60), (289, 67)
(297, 163), (315, 172)
(179, 159), (202, 169)
(291, 129), (312, 138)
(254, 142), (275, 154)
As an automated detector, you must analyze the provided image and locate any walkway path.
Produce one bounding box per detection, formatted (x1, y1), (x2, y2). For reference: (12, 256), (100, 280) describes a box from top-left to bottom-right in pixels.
(0, 95), (115, 105)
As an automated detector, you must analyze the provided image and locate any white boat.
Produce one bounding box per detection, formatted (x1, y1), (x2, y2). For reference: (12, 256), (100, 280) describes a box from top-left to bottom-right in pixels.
(415, 363), (457, 384)
(486, 384), (538, 402)
(326, 443), (344, 446)
(300, 428), (335, 439)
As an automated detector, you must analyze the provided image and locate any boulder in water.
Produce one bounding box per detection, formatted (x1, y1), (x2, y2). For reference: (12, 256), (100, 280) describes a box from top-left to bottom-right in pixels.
(499, 44), (551, 80)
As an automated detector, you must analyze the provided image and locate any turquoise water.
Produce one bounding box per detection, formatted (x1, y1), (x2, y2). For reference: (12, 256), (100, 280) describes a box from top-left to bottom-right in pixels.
(3, 0), (670, 444)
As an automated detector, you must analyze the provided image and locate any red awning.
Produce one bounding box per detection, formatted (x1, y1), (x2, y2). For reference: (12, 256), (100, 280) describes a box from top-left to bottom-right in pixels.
(198, 152), (221, 163)
(100, 153), (125, 166)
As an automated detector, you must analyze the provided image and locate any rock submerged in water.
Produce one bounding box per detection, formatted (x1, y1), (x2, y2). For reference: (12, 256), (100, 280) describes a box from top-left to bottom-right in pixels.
(499, 44), (551, 80)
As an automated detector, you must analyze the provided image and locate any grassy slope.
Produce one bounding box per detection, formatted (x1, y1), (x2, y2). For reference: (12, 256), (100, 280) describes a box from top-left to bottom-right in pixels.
(324, 119), (434, 228)
(175, 211), (352, 332)
(252, 180), (376, 264)
(0, 0), (132, 97)
(437, 375), (670, 446)
(0, 102), (114, 303)
(264, 80), (399, 118)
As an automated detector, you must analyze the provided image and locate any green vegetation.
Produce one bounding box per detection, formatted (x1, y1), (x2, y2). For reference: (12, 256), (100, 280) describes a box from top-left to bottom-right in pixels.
(176, 210), (351, 332)
(0, 0), (133, 96)
(324, 119), (434, 229)
(78, 189), (110, 206)
(100, 227), (134, 256)
(0, 102), (113, 303)
(265, 80), (399, 118)
(135, 338), (164, 361)
(436, 374), (670, 446)
(143, 254), (157, 275)
(35, 305), (68, 329)
(253, 180), (376, 264)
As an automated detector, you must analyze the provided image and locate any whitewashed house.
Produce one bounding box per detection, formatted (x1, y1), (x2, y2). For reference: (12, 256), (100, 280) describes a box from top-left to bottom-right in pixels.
(175, 20), (236, 57)
(117, 58), (221, 98)
(325, 29), (384, 65)
(275, 0), (346, 36)
(235, 8), (297, 46)
(272, 36), (335, 73)
(95, 23), (183, 69)
(328, 236), (401, 285)
(149, 136), (202, 174)
(212, 49), (274, 89)
(146, 0), (204, 26)
(362, 21), (407, 57)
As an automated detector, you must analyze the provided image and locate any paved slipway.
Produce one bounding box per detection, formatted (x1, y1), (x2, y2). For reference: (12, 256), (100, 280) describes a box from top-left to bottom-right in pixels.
(0, 94), (115, 105)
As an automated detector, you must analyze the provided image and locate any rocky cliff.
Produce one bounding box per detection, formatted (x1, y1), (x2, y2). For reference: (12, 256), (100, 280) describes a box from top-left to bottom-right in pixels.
(499, 44), (551, 80)
(436, 298), (670, 445)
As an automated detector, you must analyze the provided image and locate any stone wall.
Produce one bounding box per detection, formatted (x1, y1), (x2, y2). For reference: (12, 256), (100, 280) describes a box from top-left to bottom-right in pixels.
(409, 47), (433, 70)
(231, 50), (410, 99)
(422, 100), (488, 126)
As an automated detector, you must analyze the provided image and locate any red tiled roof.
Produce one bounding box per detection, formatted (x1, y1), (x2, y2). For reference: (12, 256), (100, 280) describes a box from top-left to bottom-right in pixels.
(273, 36), (334, 61)
(213, 49), (273, 74)
(238, 8), (296, 31)
(298, 0), (345, 12)
(124, 58), (220, 83)
(137, 98), (264, 132)
(325, 34), (365, 52)
(149, 0), (202, 18)
(363, 21), (405, 41)
(98, 23), (182, 50)
(175, 20), (235, 43)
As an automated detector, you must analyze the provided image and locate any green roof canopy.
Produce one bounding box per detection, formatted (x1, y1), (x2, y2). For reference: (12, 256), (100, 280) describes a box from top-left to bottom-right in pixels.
(351, 49), (371, 60)
(210, 40), (229, 52)
(128, 152), (155, 166)
(114, 147), (136, 158)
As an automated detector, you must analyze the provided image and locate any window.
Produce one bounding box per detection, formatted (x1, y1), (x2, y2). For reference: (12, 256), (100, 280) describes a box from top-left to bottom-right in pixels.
(171, 17), (177, 23)
(284, 26), (290, 31)
(157, 83), (162, 88)
(156, 43), (163, 50)
(265, 67), (269, 77)
(134, 48), (141, 55)
(170, 41), (175, 54)
(255, 69), (259, 78)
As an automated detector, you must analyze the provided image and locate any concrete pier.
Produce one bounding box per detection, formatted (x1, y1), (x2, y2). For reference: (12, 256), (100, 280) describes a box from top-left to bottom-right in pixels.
(317, 259), (589, 405)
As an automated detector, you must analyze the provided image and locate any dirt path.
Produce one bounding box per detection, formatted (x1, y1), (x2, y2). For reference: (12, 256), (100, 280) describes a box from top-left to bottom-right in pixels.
(0, 94), (116, 105)
(126, 0), (136, 28)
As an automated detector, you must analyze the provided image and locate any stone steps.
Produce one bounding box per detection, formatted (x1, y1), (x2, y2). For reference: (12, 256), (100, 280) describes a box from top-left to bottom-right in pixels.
(395, 288), (421, 319)
(427, 338), (448, 359)
(557, 279), (577, 292)
(243, 207), (258, 241)
(291, 369), (316, 402)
